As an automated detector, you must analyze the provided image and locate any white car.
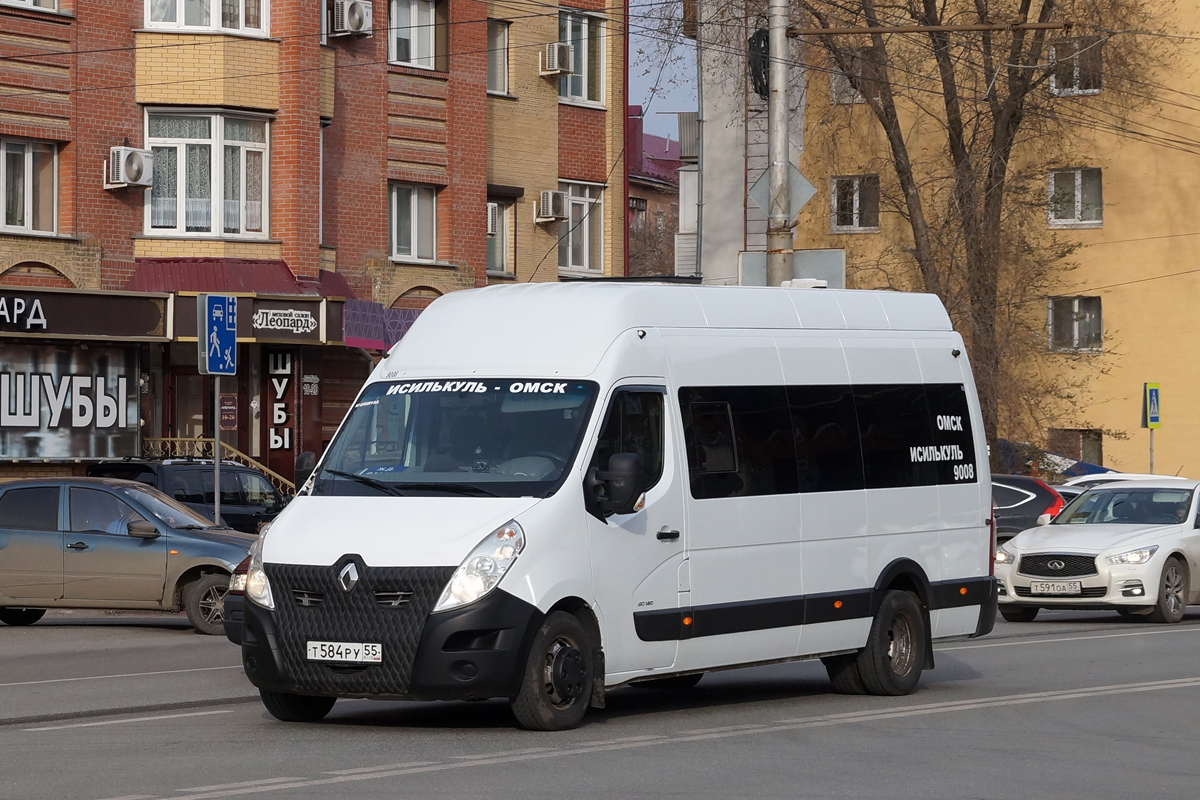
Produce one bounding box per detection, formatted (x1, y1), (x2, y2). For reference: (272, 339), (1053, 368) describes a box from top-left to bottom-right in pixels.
(1060, 473), (1189, 491)
(996, 480), (1200, 623)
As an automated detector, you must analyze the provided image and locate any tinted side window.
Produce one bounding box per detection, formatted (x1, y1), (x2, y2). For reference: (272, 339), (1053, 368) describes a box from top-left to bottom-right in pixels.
(681, 386), (798, 499)
(202, 472), (244, 506)
(70, 488), (146, 535)
(240, 473), (279, 507)
(787, 385), (864, 492)
(591, 390), (665, 491)
(923, 383), (978, 484)
(169, 470), (206, 503)
(0, 487), (60, 531)
(853, 384), (938, 489)
(992, 485), (1027, 508)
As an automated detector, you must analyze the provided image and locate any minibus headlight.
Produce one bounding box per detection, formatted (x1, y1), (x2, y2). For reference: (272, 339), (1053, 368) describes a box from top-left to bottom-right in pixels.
(245, 537), (275, 610)
(434, 521), (525, 613)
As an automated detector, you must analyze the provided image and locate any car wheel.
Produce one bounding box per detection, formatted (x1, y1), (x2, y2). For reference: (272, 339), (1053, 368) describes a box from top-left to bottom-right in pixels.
(630, 673), (704, 691)
(0, 608), (46, 626)
(1147, 556), (1188, 624)
(511, 611), (593, 731)
(855, 590), (925, 696)
(822, 654), (867, 695)
(185, 573), (230, 635)
(260, 690), (336, 722)
(1000, 605), (1039, 623)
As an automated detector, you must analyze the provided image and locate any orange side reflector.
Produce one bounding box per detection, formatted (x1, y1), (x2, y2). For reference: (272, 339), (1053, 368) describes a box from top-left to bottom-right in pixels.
(833, 600), (843, 609)
(683, 616), (693, 626)
(959, 587), (968, 595)
(169, 550), (179, 555)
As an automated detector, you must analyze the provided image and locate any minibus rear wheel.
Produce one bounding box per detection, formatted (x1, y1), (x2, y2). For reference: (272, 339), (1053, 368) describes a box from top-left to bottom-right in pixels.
(260, 690), (336, 723)
(511, 611), (593, 731)
(821, 654), (866, 694)
(856, 590), (925, 696)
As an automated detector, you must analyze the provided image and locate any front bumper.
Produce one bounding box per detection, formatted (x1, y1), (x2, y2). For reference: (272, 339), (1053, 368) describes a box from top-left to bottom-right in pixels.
(996, 557), (1158, 609)
(240, 588), (542, 701)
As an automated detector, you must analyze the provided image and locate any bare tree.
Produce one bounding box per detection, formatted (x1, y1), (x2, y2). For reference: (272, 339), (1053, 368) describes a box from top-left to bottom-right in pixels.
(629, 203), (681, 276)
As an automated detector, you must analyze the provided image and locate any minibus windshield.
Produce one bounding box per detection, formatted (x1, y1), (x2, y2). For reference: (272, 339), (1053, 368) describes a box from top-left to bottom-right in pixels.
(312, 379), (599, 499)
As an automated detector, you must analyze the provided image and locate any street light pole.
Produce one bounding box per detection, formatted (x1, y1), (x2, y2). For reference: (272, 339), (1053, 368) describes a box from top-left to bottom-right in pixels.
(765, 0), (792, 287)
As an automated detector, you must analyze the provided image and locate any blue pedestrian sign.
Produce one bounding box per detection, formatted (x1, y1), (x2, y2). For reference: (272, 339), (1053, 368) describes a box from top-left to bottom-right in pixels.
(198, 294), (237, 376)
(1143, 383), (1161, 429)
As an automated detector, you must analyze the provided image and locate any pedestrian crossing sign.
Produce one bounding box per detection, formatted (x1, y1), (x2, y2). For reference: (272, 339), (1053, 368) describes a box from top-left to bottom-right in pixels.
(1144, 383), (1161, 429)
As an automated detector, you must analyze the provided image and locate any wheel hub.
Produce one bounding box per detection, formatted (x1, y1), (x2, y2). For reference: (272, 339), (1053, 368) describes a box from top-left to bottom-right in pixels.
(550, 644), (586, 701)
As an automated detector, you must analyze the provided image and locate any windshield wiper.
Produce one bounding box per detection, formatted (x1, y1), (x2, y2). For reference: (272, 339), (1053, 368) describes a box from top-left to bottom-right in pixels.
(391, 482), (501, 498)
(324, 469), (408, 497)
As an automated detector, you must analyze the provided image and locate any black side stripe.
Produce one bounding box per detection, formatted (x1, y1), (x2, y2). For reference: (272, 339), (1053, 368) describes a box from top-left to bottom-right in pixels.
(633, 576), (995, 642)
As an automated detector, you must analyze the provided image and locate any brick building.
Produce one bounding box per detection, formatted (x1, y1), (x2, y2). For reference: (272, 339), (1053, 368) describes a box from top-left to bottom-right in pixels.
(0, 0), (627, 481)
(626, 105), (680, 277)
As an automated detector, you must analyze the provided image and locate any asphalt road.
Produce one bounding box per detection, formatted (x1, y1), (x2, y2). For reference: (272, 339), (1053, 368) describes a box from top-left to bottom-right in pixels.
(4, 608), (1200, 799)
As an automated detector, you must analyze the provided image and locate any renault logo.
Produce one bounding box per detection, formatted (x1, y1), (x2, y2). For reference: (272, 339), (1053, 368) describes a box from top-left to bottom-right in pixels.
(338, 562), (360, 592)
(1047, 559), (1066, 571)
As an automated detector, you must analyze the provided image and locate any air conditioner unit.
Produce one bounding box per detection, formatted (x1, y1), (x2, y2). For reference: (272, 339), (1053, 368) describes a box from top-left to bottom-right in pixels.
(538, 190), (569, 221)
(106, 146), (154, 189)
(331, 0), (373, 36)
(486, 202), (499, 237)
(540, 43), (573, 76)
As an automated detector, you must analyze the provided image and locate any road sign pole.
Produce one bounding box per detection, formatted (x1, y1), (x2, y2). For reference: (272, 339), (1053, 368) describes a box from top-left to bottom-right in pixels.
(214, 374), (221, 526)
(1150, 428), (1155, 475)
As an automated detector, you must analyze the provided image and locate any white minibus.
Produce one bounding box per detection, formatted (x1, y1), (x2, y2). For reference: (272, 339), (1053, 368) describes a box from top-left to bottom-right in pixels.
(227, 283), (996, 730)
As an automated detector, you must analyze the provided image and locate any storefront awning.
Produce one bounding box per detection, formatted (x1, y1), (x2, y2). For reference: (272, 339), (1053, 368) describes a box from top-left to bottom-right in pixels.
(125, 259), (356, 299)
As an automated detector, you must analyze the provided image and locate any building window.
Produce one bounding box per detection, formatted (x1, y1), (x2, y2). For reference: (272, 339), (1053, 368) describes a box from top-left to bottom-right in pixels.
(1, 137), (56, 235)
(487, 20), (509, 94)
(146, 113), (268, 238)
(1048, 167), (1102, 227)
(1048, 428), (1103, 464)
(558, 181), (603, 273)
(147, 0), (266, 34)
(486, 200), (513, 276)
(831, 175), (879, 232)
(1048, 296), (1102, 351)
(390, 182), (437, 261)
(559, 11), (603, 104)
(629, 196), (647, 230)
(1050, 38), (1103, 97)
(830, 48), (881, 105)
(391, 0), (443, 69)
(4, 0), (58, 10)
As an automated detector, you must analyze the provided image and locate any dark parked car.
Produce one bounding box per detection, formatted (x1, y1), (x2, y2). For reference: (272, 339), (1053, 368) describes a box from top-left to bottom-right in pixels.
(86, 459), (288, 534)
(992, 474), (1065, 545)
(0, 478), (254, 634)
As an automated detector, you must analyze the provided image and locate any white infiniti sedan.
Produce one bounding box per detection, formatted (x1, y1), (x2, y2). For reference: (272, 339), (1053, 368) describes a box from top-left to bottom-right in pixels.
(995, 480), (1200, 623)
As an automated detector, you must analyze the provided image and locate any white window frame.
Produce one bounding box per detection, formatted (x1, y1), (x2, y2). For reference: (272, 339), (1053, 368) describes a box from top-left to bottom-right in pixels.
(487, 20), (510, 95)
(390, 0), (438, 69)
(829, 175), (880, 233)
(1049, 38), (1103, 97)
(2, 0), (59, 12)
(143, 111), (270, 239)
(389, 182), (438, 262)
(486, 199), (514, 276)
(1047, 296), (1103, 352)
(145, 0), (270, 36)
(559, 11), (605, 107)
(1, 136), (58, 236)
(1047, 167), (1102, 228)
(558, 180), (604, 275)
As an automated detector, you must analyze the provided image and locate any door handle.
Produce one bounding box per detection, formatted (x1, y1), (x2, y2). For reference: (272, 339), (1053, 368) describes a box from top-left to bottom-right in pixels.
(67, 542), (90, 551)
(656, 528), (681, 541)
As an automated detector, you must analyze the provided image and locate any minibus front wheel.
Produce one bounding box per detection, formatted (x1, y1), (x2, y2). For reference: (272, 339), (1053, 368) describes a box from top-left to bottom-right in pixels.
(511, 611), (593, 731)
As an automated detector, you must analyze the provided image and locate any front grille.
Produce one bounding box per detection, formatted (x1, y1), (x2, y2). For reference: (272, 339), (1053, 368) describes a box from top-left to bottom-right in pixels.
(1018, 553), (1098, 577)
(375, 591), (413, 608)
(266, 561), (454, 696)
(292, 590), (324, 607)
(1015, 585), (1108, 598)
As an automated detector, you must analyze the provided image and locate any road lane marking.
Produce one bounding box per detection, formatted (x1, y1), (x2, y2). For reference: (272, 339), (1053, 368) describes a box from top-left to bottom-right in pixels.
(940, 625), (1200, 652)
(27, 709), (234, 732)
(116, 675), (1200, 800)
(93, 795), (155, 800)
(452, 747), (553, 759)
(0, 665), (241, 689)
(680, 723), (766, 734)
(323, 762), (437, 775)
(177, 778), (304, 793)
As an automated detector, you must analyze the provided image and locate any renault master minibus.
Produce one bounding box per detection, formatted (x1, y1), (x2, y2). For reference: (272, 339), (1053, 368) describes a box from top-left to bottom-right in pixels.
(227, 283), (996, 730)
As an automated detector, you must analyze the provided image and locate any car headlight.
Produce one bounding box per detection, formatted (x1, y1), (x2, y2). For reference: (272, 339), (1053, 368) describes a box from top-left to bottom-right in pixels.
(1106, 545), (1159, 566)
(434, 521), (525, 613)
(245, 537), (275, 610)
(995, 544), (1017, 565)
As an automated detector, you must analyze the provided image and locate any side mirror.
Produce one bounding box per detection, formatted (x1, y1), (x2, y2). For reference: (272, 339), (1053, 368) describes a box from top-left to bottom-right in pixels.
(128, 519), (161, 539)
(1036, 513), (1052, 526)
(295, 451), (317, 488)
(584, 453), (646, 519)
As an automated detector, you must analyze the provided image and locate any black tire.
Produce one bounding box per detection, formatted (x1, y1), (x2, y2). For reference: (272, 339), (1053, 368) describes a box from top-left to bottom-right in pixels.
(1146, 556), (1188, 624)
(260, 690), (336, 723)
(630, 673), (704, 691)
(0, 608), (45, 626)
(185, 573), (230, 635)
(1000, 605), (1040, 623)
(856, 590), (926, 696)
(822, 654), (867, 695)
(511, 611), (593, 731)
